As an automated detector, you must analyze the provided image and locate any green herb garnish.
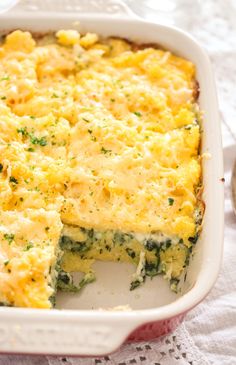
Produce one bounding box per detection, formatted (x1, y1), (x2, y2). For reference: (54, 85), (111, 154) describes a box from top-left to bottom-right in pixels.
(101, 146), (112, 154)
(3, 233), (14, 244)
(168, 197), (174, 206)
(29, 135), (47, 146)
(184, 125), (192, 130)
(24, 243), (34, 251)
(9, 176), (18, 184)
(17, 127), (47, 146)
(0, 76), (10, 81)
(17, 127), (28, 136)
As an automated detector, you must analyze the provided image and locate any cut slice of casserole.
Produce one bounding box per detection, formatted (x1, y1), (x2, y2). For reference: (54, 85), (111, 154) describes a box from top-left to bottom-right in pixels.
(0, 30), (203, 307)
(0, 209), (62, 308)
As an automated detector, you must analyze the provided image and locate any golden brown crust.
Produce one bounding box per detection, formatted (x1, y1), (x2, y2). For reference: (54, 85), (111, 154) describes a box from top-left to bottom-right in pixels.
(131, 42), (164, 51)
(193, 80), (200, 101)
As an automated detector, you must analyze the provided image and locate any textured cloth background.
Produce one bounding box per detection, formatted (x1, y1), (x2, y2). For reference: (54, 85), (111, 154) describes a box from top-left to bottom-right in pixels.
(0, 1), (235, 364)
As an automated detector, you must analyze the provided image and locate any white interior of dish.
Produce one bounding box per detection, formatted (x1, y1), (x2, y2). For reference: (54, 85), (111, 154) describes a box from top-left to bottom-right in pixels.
(0, 15), (222, 311)
(56, 262), (183, 310)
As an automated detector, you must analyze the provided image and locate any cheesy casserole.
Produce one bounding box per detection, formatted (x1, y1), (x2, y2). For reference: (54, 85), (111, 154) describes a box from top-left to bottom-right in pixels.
(0, 30), (203, 308)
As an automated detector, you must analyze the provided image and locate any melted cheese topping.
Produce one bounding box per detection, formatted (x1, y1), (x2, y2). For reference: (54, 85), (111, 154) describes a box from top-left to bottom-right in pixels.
(0, 30), (202, 306)
(0, 209), (62, 308)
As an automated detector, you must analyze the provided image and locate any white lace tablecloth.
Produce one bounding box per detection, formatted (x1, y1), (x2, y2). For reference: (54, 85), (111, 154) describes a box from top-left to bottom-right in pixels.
(0, 1), (235, 364)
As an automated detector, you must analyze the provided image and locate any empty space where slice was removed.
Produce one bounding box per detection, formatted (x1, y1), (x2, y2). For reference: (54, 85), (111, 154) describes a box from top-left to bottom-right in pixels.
(0, 29), (203, 309)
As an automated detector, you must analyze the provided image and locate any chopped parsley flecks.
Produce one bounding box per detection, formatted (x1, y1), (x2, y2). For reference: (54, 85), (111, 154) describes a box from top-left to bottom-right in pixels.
(133, 111), (142, 117)
(0, 96), (6, 100)
(9, 176), (18, 184)
(17, 127), (47, 146)
(17, 127), (28, 136)
(24, 243), (34, 251)
(3, 233), (15, 244)
(184, 125), (192, 130)
(168, 197), (174, 206)
(87, 129), (97, 141)
(101, 146), (112, 154)
(0, 76), (10, 81)
(30, 135), (47, 146)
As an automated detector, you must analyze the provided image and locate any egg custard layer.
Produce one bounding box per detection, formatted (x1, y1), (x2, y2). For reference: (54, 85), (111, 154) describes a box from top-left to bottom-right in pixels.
(0, 30), (203, 308)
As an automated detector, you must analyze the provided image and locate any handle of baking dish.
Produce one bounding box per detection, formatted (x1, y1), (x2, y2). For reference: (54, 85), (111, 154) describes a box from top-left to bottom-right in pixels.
(11, 0), (139, 18)
(0, 311), (142, 356)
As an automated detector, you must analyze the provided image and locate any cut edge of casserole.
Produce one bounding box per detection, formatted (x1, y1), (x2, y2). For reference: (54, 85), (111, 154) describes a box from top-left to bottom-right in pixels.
(0, 29), (204, 308)
(0, 209), (62, 308)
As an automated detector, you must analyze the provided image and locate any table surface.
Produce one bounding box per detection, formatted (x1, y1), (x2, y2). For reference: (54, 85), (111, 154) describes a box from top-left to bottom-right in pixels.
(0, 1), (236, 364)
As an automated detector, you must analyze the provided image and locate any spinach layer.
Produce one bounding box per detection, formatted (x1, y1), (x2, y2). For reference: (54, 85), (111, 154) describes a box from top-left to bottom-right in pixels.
(59, 226), (199, 293)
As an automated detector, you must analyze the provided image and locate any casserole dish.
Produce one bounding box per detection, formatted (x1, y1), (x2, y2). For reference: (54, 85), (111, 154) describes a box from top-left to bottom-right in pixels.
(0, 11), (224, 356)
